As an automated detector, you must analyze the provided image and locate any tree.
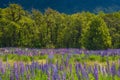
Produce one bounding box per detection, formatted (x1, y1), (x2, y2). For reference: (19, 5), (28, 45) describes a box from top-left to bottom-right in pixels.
(44, 8), (61, 48)
(17, 16), (36, 47)
(31, 9), (44, 47)
(83, 16), (112, 50)
(103, 12), (120, 48)
(4, 4), (25, 22)
(72, 12), (95, 48)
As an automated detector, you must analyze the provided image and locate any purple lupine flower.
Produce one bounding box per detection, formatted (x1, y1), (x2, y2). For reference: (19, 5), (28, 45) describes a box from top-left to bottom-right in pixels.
(88, 66), (91, 74)
(94, 64), (98, 80)
(26, 64), (30, 74)
(60, 65), (64, 71)
(0, 61), (2, 69)
(62, 72), (66, 80)
(111, 63), (116, 77)
(47, 70), (51, 80)
(27, 74), (30, 80)
(1, 66), (5, 74)
(10, 74), (14, 80)
(30, 64), (35, 76)
(56, 60), (59, 69)
(48, 51), (54, 59)
(20, 62), (25, 79)
(13, 63), (19, 80)
(83, 63), (87, 70)
(75, 64), (80, 80)
(14, 63), (18, 69)
(117, 66), (120, 77)
(79, 63), (89, 80)
(52, 65), (58, 80)
(64, 57), (69, 68)
(10, 69), (14, 80)
(45, 64), (49, 73)
(58, 75), (61, 80)
(69, 64), (72, 74)
(35, 62), (39, 69)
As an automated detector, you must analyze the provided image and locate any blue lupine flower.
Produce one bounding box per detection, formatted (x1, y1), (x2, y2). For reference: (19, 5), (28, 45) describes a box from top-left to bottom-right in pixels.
(75, 64), (80, 80)
(94, 64), (98, 80)
(62, 72), (66, 80)
(47, 70), (51, 80)
(20, 62), (25, 79)
(79, 63), (89, 80)
(111, 63), (116, 77)
(52, 65), (58, 80)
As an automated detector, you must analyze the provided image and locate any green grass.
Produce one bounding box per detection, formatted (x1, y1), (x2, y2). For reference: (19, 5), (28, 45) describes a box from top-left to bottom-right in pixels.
(0, 53), (119, 65)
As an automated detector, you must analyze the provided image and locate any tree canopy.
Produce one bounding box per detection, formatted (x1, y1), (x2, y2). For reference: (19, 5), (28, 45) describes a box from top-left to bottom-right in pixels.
(0, 4), (120, 50)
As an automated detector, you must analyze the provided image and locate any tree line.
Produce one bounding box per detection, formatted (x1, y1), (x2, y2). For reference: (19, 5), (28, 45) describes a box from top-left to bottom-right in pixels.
(0, 4), (120, 50)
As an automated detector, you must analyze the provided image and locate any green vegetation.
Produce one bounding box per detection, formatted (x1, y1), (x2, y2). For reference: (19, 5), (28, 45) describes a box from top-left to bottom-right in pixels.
(0, 4), (120, 50)
(0, 53), (120, 65)
(0, 54), (47, 62)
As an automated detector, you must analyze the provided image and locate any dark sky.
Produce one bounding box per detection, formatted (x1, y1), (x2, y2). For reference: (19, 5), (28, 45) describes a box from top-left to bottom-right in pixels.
(0, 0), (120, 13)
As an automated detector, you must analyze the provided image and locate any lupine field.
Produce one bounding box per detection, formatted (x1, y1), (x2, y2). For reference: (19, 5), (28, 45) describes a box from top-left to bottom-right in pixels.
(0, 0), (120, 79)
(0, 48), (120, 80)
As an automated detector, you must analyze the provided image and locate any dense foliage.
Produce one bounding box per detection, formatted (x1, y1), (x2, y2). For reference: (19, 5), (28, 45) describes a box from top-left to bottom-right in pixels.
(0, 4), (120, 50)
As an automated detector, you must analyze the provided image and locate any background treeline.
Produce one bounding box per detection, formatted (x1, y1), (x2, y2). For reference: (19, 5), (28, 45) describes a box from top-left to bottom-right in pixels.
(0, 4), (120, 50)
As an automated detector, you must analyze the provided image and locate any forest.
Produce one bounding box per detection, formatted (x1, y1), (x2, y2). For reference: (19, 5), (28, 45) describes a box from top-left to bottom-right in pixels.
(0, 4), (120, 50)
